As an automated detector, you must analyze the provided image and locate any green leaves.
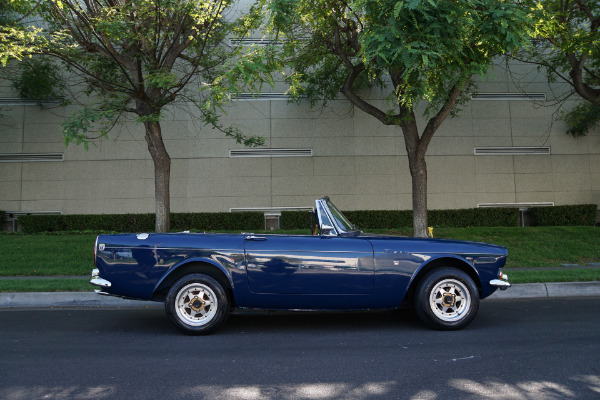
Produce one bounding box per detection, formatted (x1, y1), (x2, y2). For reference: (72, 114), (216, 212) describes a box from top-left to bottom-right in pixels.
(561, 102), (600, 137)
(356, 0), (531, 109)
(12, 57), (65, 102)
(145, 70), (178, 90)
(261, 0), (531, 117)
(521, 0), (600, 136)
(1, 1), (272, 149)
(62, 101), (120, 150)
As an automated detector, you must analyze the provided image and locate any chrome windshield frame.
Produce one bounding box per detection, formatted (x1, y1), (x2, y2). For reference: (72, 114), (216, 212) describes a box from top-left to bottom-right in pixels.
(315, 197), (360, 237)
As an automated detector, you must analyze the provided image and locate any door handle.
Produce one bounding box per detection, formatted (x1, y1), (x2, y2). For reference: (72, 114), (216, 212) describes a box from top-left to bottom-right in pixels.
(244, 235), (267, 241)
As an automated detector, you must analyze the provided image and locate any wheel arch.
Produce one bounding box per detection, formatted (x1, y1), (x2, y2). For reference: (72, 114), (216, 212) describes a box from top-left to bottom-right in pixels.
(152, 260), (234, 305)
(404, 256), (481, 304)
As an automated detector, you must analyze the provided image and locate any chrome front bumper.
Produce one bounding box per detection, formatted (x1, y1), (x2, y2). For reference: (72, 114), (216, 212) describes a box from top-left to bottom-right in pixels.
(490, 272), (511, 290)
(90, 268), (111, 288)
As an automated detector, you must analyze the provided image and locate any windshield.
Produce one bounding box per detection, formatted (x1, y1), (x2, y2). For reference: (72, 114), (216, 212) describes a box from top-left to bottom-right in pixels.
(326, 198), (358, 233)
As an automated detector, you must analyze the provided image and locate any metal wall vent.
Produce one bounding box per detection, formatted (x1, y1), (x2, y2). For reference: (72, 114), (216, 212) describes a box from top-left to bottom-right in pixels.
(229, 148), (313, 158)
(530, 38), (544, 47)
(0, 98), (63, 106)
(5, 210), (62, 218)
(478, 202), (554, 208)
(470, 93), (547, 101)
(474, 146), (550, 156)
(0, 153), (64, 162)
(230, 93), (290, 100)
(229, 38), (285, 46)
(230, 206), (312, 213)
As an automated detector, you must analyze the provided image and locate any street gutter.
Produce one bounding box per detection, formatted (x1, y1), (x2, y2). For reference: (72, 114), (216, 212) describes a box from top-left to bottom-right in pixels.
(0, 282), (599, 308)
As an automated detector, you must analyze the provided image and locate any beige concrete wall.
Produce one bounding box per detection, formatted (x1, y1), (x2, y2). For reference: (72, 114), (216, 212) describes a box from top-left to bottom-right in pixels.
(0, 58), (598, 220)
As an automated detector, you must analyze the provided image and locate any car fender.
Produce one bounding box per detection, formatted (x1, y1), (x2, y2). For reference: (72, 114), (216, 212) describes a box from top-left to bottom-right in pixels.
(407, 253), (481, 289)
(153, 256), (234, 294)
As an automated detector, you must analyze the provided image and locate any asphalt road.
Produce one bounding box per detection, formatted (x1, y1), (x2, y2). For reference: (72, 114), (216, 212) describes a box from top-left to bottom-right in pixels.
(1, 298), (599, 400)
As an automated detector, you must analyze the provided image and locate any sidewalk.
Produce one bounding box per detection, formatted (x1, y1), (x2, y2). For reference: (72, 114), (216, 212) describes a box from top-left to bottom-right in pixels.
(1, 281), (599, 308)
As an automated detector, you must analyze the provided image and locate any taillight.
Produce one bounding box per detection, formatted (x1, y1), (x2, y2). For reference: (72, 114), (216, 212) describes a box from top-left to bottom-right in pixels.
(94, 236), (99, 267)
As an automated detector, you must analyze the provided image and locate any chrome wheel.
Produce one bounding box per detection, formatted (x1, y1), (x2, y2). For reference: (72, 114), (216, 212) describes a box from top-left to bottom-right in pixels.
(414, 268), (479, 330)
(175, 283), (218, 327)
(429, 279), (471, 322)
(166, 273), (230, 335)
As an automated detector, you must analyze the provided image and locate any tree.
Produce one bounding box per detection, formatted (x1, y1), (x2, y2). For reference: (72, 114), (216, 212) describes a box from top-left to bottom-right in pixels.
(0, 0), (263, 232)
(256, 0), (531, 237)
(521, 0), (600, 136)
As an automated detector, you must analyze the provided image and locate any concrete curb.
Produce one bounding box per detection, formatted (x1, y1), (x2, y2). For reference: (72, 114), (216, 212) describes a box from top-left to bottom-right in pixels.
(488, 282), (600, 299)
(0, 292), (161, 309)
(0, 282), (599, 308)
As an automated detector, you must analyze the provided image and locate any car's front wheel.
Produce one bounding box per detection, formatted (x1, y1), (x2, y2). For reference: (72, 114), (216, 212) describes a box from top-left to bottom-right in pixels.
(414, 268), (479, 330)
(165, 273), (230, 335)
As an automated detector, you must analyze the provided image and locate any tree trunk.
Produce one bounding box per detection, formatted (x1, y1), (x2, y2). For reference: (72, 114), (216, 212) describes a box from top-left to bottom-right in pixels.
(144, 120), (171, 232)
(396, 81), (468, 237)
(407, 143), (428, 238)
(403, 133), (427, 237)
(398, 109), (430, 238)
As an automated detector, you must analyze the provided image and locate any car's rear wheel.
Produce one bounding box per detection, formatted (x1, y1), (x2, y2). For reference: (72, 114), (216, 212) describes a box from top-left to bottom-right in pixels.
(414, 268), (479, 330)
(165, 273), (230, 335)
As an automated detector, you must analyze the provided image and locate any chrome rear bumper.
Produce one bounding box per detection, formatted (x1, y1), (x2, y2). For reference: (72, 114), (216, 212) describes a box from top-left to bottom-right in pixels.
(90, 268), (111, 288)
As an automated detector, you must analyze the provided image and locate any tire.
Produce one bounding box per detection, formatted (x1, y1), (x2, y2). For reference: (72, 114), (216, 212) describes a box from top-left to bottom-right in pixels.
(414, 268), (479, 330)
(165, 273), (230, 335)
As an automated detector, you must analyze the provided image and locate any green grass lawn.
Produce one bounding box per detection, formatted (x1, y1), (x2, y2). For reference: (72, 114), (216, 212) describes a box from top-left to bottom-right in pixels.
(0, 233), (97, 276)
(427, 226), (600, 269)
(508, 269), (600, 284)
(0, 227), (598, 291)
(0, 279), (92, 292)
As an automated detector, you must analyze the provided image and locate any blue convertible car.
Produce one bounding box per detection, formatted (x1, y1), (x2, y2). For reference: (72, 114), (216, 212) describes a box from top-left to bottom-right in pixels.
(91, 197), (510, 334)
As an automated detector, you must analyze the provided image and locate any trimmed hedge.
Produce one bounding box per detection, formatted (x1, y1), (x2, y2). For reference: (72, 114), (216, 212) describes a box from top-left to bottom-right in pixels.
(18, 214), (155, 233)
(529, 204), (597, 226)
(344, 210), (413, 229)
(281, 207), (521, 230)
(280, 210), (314, 230)
(18, 212), (264, 233)
(15, 204), (597, 233)
(171, 212), (264, 231)
(429, 208), (520, 228)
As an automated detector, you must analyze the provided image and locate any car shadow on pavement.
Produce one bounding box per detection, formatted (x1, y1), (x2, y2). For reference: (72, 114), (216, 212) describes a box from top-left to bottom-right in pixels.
(82, 308), (425, 336)
(220, 308), (423, 334)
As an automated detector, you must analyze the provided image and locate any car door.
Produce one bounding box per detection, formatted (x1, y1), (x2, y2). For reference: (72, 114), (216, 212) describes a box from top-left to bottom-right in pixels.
(244, 235), (374, 294)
